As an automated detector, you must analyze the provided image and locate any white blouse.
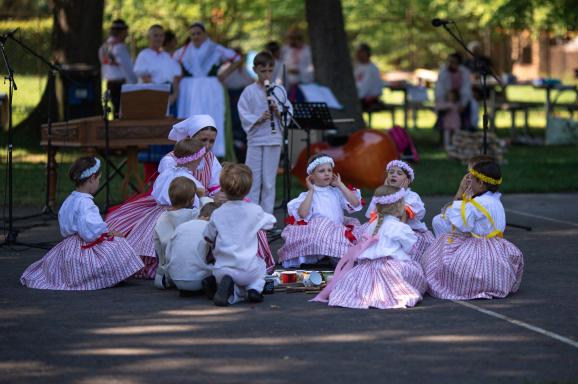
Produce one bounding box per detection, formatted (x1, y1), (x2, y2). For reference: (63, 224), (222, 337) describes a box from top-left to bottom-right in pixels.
(288, 185), (362, 224)
(404, 189), (428, 232)
(133, 48), (181, 84)
(151, 166), (203, 207)
(157, 152), (221, 194)
(238, 82), (292, 146)
(441, 191), (505, 236)
(203, 200), (276, 271)
(166, 219), (213, 282)
(175, 39), (238, 78)
(58, 191), (108, 242)
(354, 61), (384, 99)
(358, 216), (417, 261)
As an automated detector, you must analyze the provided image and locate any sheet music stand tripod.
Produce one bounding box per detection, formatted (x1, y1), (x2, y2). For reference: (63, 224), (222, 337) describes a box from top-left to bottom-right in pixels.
(291, 102), (337, 160)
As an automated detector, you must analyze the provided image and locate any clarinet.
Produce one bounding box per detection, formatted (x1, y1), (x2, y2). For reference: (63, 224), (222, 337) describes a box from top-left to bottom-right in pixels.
(264, 79), (276, 134)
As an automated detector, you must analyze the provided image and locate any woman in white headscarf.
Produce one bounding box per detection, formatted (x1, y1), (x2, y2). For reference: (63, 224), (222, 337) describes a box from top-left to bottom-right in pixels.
(173, 22), (240, 159)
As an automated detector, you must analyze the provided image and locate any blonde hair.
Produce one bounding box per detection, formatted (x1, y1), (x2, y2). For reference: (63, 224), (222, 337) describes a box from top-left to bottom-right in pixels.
(168, 177), (197, 208)
(173, 137), (205, 159)
(372, 185), (405, 236)
(220, 163), (252, 200)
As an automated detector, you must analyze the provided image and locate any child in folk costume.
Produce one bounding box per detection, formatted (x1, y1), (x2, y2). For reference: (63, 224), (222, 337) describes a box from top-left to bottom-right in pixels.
(20, 157), (143, 290)
(127, 138), (206, 279)
(278, 154), (362, 268)
(153, 177), (202, 289)
(313, 186), (427, 309)
(165, 203), (218, 296)
(367, 160), (434, 263)
(422, 161), (524, 300)
(105, 116), (218, 236)
(432, 155), (494, 237)
(203, 164), (277, 306)
(238, 50), (292, 215)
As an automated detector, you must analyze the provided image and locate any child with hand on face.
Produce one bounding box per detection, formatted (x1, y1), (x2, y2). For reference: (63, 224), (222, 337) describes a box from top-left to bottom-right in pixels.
(278, 153), (362, 268)
(421, 160), (524, 300)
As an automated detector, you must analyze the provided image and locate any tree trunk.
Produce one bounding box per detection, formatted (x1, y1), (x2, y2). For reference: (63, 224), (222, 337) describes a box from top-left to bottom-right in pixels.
(15, 0), (104, 148)
(305, 0), (364, 132)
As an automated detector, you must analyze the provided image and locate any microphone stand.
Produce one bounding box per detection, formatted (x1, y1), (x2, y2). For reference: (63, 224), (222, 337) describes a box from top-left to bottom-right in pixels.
(438, 22), (531, 232)
(102, 91), (111, 211)
(0, 34), (51, 249)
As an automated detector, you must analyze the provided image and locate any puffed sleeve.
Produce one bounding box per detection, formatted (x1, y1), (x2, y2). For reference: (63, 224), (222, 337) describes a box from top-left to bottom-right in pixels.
(158, 153), (176, 173)
(287, 192), (311, 220)
(77, 199), (108, 242)
(394, 222), (418, 253)
(258, 210), (277, 231)
(339, 187), (363, 214)
(405, 191), (426, 222)
(445, 198), (484, 232)
(237, 87), (261, 133)
(217, 44), (240, 63)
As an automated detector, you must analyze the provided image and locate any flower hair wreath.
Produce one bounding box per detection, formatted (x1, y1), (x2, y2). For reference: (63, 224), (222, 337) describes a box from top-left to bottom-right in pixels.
(80, 158), (101, 179)
(306, 156), (334, 175)
(175, 147), (207, 165)
(469, 168), (502, 185)
(370, 188), (406, 206)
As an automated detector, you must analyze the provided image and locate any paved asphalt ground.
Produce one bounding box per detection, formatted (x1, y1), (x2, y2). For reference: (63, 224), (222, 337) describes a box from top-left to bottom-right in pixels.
(1, 194), (577, 384)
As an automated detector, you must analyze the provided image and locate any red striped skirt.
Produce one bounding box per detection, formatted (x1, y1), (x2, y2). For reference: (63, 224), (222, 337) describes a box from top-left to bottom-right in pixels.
(328, 258), (427, 309)
(410, 230), (435, 266)
(105, 195), (158, 236)
(278, 217), (360, 268)
(20, 235), (144, 290)
(422, 233), (524, 300)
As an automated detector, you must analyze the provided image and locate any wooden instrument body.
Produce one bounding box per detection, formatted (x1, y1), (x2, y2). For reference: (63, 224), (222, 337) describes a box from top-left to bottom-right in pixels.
(291, 129), (399, 189)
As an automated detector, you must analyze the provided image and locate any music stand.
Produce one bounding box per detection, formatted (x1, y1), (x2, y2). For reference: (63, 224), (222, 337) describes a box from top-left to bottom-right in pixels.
(291, 102), (337, 160)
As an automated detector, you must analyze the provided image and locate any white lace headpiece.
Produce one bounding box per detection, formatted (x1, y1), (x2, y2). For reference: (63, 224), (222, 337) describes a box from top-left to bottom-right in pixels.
(306, 156), (334, 175)
(386, 160), (414, 182)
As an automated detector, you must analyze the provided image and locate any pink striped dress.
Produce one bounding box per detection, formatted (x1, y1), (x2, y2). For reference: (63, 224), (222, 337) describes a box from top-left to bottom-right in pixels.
(422, 191), (524, 300)
(20, 192), (144, 290)
(278, 185), (363, 268)
(312, 216), (427, 309)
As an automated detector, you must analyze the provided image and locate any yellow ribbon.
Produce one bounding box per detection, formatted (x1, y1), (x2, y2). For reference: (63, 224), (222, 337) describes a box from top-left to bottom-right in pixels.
(447, 196), (503, 243)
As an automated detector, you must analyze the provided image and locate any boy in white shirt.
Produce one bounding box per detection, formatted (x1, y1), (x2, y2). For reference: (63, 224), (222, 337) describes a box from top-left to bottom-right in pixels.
(238, 51), (292, 214)
(203, 163), (276, 306)
(153, 177), (200, 289)
(165, 202), (218, 296)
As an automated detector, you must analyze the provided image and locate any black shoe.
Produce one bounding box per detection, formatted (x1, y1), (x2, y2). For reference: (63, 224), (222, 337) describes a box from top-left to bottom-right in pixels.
(247, 289), (264, 303)
(202, 276), (217, 300)
(213, 275), (234, 307)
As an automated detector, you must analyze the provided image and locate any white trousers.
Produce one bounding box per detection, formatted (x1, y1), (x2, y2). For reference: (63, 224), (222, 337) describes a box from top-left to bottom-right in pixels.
(213, 259), (266, 304)
(245, 145), (281, 214)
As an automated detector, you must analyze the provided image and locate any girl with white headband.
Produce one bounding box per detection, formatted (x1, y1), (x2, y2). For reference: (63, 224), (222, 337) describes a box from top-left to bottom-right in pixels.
(421, 160), (524, 300)
(312, 185), (427, 309)
(21, 157), (144, 290)
(367, 160), (434, 264)
(125, 138), (207, 279)
(278, 153), (362, 268)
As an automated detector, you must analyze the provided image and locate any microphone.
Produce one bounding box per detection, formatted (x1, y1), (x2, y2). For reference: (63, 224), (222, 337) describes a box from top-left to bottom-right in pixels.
(431, 18), (453, 27)
(264, 79), (276, 134)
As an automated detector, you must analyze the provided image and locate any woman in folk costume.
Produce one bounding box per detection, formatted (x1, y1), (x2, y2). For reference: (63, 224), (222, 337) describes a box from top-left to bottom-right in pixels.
(105, 115), (219, 235)
(126, 138), (206, 279)
(365, 160), (435, 264)
(173, 21), (240, 158)
(422, 161), (524, 300)
(20, 157), (143, 290)
(312, 185), (427, 309)
(278, 154), (362, 268)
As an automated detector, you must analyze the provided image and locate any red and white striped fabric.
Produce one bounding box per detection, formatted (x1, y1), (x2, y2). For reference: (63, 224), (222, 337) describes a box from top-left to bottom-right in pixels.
(278, 217), (360, 268)
(410, 230), (435, 265)
(328, 258), (427, 309)
(125, 204), (168, 279)
(106, 195), (157, 236)
(20, 235), (144, 290)
(257, 230), (275, 273)
(422, 233), (524, 300)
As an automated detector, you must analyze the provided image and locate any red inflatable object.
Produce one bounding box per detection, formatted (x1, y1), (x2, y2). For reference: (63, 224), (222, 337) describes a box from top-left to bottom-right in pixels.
(292, 129), (399, 189)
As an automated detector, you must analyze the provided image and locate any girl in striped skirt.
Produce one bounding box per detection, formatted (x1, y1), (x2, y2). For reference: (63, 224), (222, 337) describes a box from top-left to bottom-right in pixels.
(20, 157), (144, 290)
(312, 185), (427, 309)
(422, 160), (524, 300)
(278, 154), (362, 268)
(366, 160), (434, 265)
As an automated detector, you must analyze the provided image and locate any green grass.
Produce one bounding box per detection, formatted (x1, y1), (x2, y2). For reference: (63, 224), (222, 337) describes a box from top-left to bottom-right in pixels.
(2, 75), (48, 128)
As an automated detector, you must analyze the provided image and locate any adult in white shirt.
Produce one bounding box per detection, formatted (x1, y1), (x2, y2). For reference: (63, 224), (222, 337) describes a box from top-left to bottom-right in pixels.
(173, 21), (240, 158)
(133, 24), (182, 107)
(98, 19), (137, 117)
(280, 27), (314, 101)
(354, 43), (384, 108)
